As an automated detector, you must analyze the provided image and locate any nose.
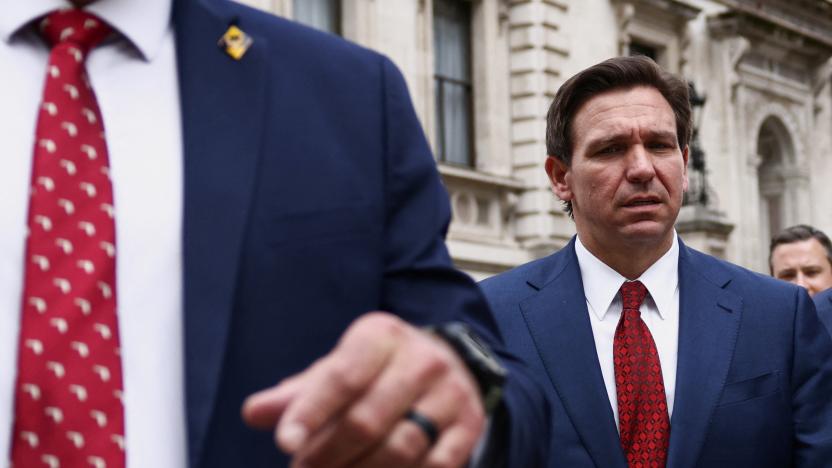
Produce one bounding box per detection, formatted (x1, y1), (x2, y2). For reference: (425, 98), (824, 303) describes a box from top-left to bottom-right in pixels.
(794, 272), (811, 292)
(625, 146), (656, 183)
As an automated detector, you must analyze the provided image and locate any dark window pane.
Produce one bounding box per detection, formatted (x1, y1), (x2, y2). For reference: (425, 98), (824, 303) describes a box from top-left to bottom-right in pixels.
(294, 0), (341, 35)
(434, 0), (471, 81)
(767, 194), (783, 236)
(440, 82), (472, 165)
(629, 42), (658, 61)
(434, 0), (474, 167)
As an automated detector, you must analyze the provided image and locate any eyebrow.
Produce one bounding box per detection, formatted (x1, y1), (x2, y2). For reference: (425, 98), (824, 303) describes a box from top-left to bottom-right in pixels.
(585, 130), (678, 150)
(775, 268), (796, 276)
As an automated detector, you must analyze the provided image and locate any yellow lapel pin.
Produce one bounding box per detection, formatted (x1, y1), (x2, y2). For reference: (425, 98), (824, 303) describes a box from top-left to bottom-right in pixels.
(218, 25), (253, 60)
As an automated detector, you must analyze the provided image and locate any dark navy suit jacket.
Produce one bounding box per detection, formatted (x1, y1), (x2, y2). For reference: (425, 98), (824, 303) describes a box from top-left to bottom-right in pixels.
(815, 289), (832, 337)
(481, 237), (832, 467)
(171, 0), (548, 466)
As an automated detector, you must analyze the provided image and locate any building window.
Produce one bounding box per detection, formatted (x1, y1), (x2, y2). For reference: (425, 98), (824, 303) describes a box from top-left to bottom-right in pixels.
(293, 0), (341, 35)
(433, 0), (474, 167)
(629, 41), (659, 62)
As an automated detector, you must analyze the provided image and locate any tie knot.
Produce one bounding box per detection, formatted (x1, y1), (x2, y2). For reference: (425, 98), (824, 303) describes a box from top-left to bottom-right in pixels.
(39, 9), (112, 53)
(620, 280), (648, 312)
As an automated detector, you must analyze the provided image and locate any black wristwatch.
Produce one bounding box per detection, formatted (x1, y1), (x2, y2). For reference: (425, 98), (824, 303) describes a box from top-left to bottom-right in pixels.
(427, 322), (508, 414)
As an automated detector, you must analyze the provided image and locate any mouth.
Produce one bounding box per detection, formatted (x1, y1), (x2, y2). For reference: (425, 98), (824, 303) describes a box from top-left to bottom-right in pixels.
(622, 197), (661, 208)
(626, 200), (658, 206)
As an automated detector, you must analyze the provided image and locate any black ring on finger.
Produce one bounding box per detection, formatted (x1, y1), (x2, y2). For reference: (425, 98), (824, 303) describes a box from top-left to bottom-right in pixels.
(404, 409), (439, 445)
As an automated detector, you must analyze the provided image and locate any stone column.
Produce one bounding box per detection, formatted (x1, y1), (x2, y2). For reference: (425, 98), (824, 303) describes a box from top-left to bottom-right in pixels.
(508, 0), (573, 258)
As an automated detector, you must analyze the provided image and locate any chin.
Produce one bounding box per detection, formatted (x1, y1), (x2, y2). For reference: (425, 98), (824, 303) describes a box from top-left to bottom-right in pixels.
(618, 221), (673, 244)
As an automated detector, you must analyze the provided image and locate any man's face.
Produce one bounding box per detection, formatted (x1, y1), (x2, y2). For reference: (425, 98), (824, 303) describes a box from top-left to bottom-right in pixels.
(770, 238), (832, 296)
(546, 86), (688, 255)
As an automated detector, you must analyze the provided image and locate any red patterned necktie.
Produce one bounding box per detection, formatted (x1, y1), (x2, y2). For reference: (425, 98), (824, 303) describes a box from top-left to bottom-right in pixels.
(614, 281), (670, 468)
(11, 9), (125, 468)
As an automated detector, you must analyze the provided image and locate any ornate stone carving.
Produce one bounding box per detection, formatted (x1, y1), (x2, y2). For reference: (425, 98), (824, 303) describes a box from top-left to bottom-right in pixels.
(709, 3), (832, 72)
(612, 0), (701, 71)
(439, 165), (525, 244)
(725, 36), (750, 101)
(747, 101), (803, 166)
(716, 0), (832, 50)
(615, 2), (635, 55)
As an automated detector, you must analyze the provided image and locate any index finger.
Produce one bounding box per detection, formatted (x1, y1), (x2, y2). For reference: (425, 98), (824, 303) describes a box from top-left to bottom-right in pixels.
(276, 313), (406, 452)
(242, 374), (303, 429)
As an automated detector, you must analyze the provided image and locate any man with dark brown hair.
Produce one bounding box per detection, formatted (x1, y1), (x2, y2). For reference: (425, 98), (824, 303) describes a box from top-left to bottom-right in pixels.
(770, 224), (832, 297)
(481, 56), (832, 467)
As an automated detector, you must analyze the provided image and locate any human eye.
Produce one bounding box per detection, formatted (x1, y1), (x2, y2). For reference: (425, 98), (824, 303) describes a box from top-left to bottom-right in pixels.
(777, 270), (796, 281)
(647, 141), (674, 151)
(597, 144), (624, 155)
(803, 267), (821, 278)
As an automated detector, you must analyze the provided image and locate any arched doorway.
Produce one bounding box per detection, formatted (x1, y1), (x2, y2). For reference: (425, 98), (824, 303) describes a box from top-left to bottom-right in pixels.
(756, 116), (796, 257)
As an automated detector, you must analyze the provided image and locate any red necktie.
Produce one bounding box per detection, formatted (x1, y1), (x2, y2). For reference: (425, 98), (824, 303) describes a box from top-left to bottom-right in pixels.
(11, 9), (125, 468)
(614, 281), (670, 468)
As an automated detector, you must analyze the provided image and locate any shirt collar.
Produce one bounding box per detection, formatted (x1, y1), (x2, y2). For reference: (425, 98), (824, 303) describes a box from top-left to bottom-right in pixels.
(0, 0), (172, 61)
(575, 233), (679, 321)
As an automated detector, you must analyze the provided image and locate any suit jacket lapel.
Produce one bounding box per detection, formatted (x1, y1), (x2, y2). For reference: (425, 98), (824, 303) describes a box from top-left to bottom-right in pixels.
(173, 0), (268, 465)
(666, 243), (742, 468)
(521, 240), (627, 467)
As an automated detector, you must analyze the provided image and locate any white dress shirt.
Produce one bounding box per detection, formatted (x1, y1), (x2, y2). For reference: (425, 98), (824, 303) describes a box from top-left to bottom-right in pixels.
(575, 234), (680, 430)
(0, 1), (186, 466)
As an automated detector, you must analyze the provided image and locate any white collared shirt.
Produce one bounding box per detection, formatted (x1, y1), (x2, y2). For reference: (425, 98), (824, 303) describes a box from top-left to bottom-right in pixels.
(575, 234), (680, 430)
(0, 1), (186, 466)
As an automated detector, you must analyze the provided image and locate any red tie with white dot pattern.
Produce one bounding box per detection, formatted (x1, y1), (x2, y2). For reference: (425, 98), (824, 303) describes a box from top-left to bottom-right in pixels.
(10, 9), (125, 468)
(614, 281), (670, 468)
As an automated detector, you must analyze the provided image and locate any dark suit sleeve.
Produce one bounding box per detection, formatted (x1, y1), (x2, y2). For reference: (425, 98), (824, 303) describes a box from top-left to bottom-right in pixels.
(791, 288), (832, 466)
(376, 56), (550, 468)
(813, 290), (832, 337)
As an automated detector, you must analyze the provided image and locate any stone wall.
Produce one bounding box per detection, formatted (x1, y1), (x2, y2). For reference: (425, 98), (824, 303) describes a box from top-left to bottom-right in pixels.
(239, 0), (832, 276)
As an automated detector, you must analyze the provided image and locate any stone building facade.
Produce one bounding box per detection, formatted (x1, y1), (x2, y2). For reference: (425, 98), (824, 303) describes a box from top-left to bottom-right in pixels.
(239, 0), (832, 279)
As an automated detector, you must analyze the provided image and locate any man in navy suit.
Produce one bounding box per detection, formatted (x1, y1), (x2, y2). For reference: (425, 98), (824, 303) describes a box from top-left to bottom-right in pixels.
(480, 56), (832, 467)
(815, 289), (832, 336)
(2, 0), (548, 467)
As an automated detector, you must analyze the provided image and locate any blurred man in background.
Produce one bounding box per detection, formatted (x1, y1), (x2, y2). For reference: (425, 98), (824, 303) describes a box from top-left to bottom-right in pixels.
(770, 225), (832, 297)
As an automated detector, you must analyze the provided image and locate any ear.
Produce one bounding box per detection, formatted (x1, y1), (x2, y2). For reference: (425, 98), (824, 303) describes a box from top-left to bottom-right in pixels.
(681, 145), (689, 193)
(545, 156), (573, 202)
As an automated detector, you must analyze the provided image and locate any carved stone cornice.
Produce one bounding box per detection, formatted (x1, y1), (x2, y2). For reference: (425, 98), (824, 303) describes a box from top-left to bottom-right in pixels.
(612, 0), (701, 23)
(709, 0), (832, 66)
(612, 0), (701, 68)
(716, 0), (832, 47)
